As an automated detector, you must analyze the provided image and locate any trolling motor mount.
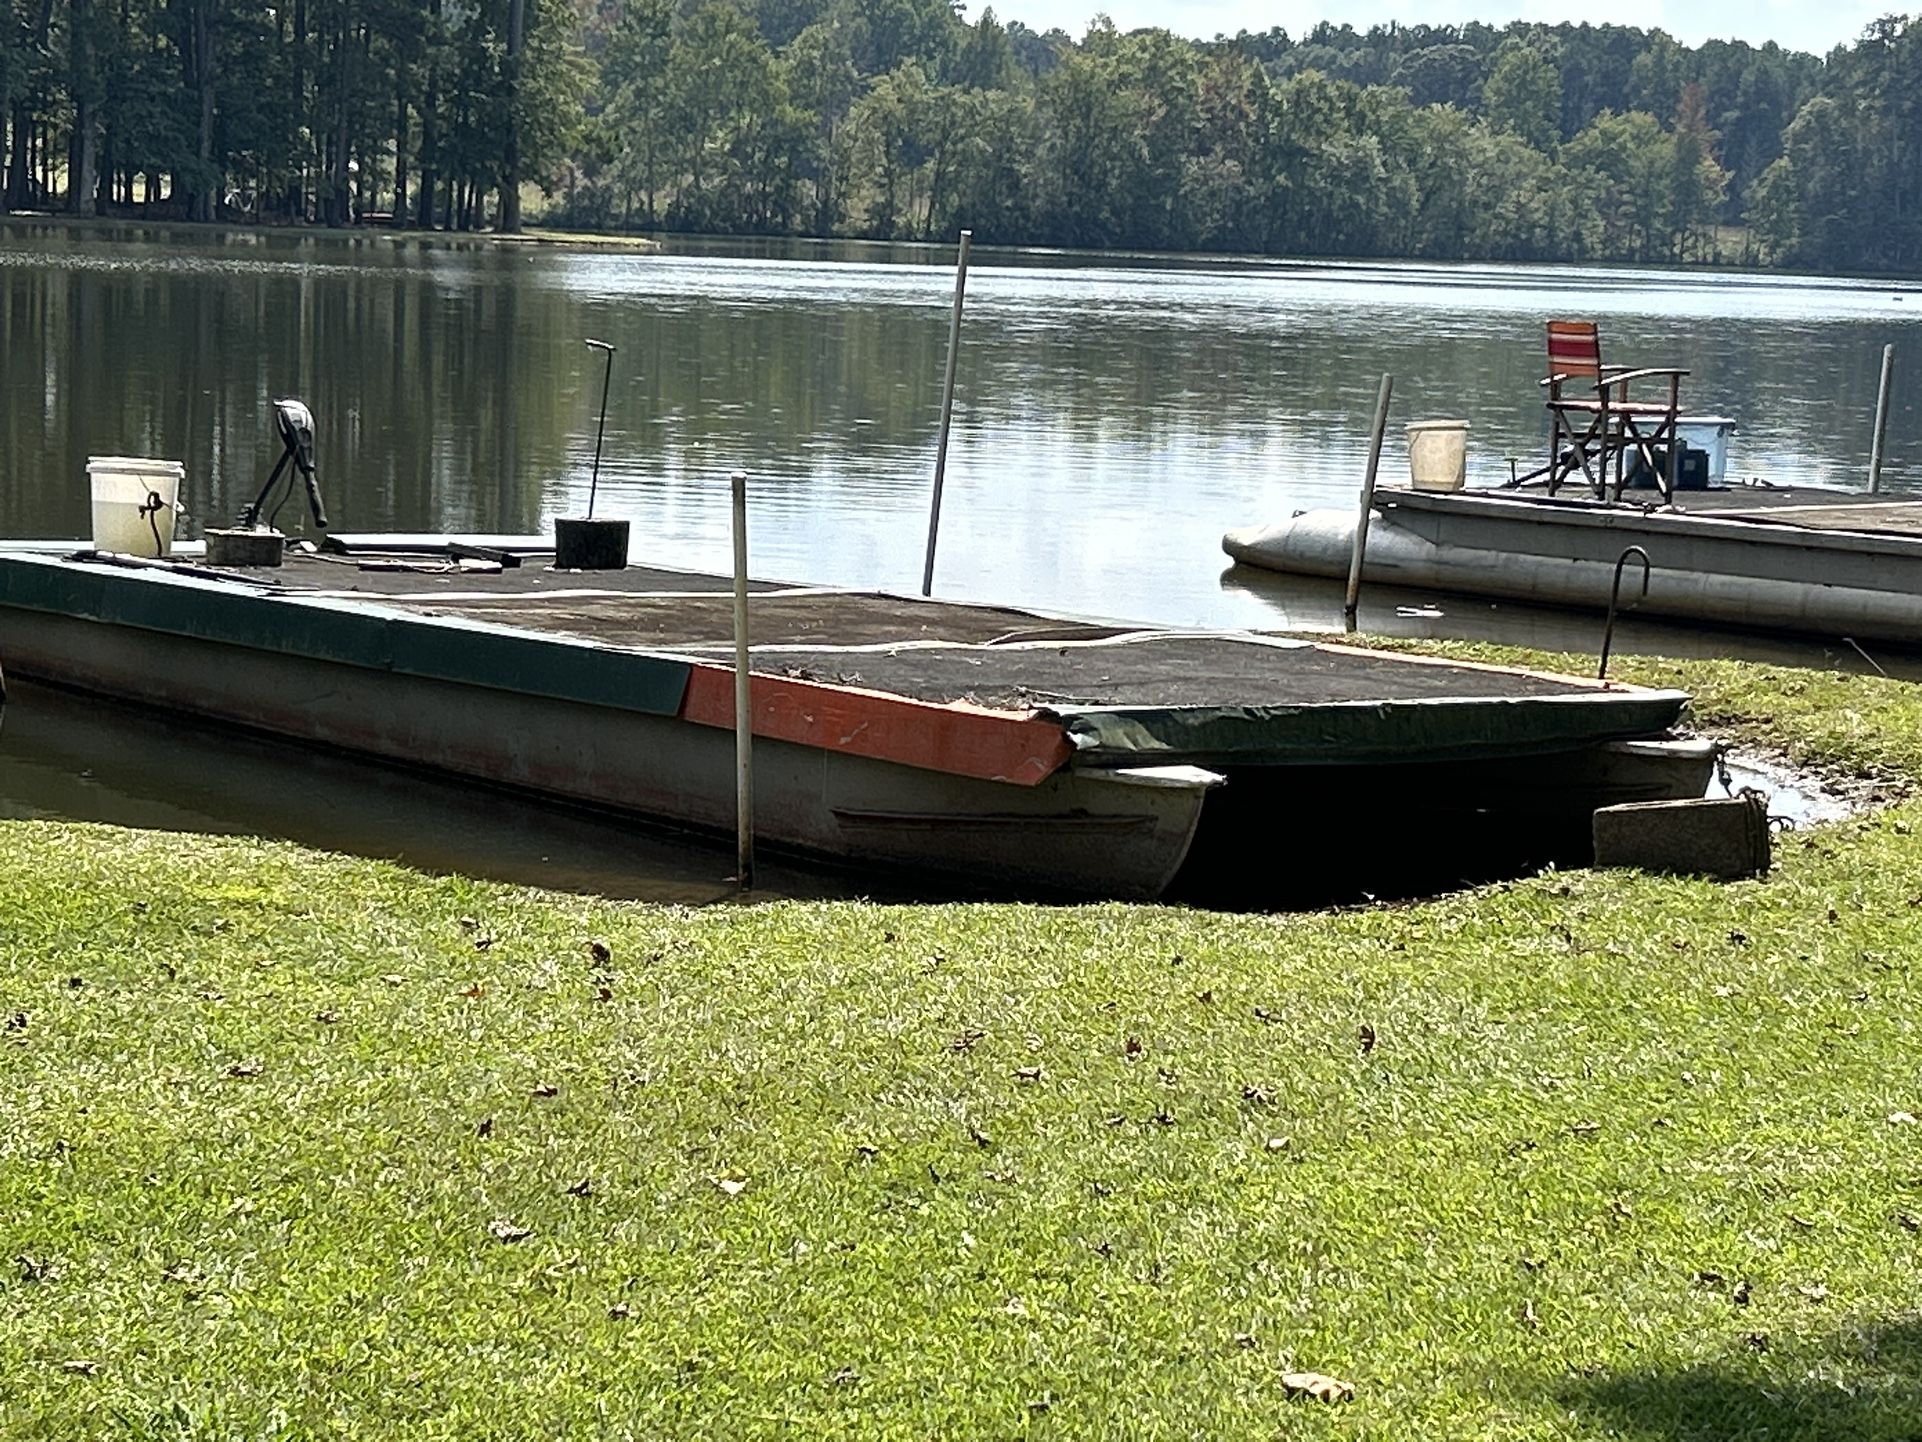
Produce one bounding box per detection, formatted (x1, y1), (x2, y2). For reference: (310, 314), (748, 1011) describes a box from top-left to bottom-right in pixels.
(237, 398), (329, 532)
(206, 398), (329, 568)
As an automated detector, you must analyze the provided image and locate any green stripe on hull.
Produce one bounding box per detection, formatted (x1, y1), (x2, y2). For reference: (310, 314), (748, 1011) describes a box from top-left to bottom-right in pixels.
(0, 552), (692, 718)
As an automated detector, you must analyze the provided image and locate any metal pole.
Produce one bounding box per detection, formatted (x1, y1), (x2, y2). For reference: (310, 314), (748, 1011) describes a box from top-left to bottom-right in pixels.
(921, 229), (973, 597)
(1870, 342), (1896, 495)
(1343, 374), (1394, 625)
(731, 470), (754, 890)
(586, 338), (616, 517)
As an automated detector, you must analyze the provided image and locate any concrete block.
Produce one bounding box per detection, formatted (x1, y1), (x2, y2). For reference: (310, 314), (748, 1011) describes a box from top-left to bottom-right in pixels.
(1592, 794), (1770, 880)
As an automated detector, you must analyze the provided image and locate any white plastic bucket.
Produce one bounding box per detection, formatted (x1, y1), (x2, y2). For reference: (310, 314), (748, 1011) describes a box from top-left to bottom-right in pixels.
(1406, 421), (1469, 492)
(88, 457), (185, 556)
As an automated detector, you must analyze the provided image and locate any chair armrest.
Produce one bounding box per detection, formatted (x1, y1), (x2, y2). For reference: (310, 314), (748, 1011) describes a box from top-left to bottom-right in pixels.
(1594, 367), (1688, 389)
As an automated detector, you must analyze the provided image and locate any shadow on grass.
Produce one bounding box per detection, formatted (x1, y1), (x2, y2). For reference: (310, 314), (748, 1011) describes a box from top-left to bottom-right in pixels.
(1563, 1317), (1922, 1441)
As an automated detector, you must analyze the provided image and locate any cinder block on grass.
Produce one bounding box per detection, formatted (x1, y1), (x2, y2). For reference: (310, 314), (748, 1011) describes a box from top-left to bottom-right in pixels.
(1592, 795), (1770, 880)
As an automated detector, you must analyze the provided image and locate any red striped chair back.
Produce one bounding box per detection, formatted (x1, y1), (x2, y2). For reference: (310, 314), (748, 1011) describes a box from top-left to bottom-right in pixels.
(1546, 321), (1602, 380)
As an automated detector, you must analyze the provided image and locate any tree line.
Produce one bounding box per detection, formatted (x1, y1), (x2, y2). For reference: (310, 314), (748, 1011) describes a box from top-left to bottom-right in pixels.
(2, 1), (1920, 273)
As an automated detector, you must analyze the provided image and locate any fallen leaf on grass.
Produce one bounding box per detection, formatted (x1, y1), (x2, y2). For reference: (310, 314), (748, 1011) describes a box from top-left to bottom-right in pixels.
(488, 1220), (533, 1243)
(460, 982), (487, 999)
(1281, 1370), (1354, 1403)
(1891, 1112), (1918, 1126)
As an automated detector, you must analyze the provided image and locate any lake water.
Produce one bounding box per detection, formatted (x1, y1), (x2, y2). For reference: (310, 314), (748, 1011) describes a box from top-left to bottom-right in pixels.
(5, 222), (1920, 630)
(2, 221), (1917, 892)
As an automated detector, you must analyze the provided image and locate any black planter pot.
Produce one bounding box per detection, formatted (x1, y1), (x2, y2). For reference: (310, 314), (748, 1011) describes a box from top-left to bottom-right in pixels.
(554, 517), (629, 571)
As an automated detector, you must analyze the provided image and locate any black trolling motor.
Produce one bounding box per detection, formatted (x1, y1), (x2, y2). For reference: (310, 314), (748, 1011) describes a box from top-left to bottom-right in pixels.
(238, 398), (329, 532)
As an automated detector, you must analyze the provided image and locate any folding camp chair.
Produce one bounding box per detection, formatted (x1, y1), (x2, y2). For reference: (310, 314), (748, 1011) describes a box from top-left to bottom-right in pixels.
(1541, 321), (1688, 502)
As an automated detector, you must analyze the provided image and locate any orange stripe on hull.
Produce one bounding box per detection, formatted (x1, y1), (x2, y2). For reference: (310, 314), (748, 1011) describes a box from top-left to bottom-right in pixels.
(679, 666), (1076, 786)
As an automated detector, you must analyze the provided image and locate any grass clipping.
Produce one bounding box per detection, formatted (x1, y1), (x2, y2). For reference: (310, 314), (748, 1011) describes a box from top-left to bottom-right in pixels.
(4, 652), (1922, 1437)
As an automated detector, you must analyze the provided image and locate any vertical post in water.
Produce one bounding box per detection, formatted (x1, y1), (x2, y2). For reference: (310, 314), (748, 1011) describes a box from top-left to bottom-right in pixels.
(921, 229), (973, 597)
(1870, 342), (1896, 495)
(1343, 374), (1395, 626)
(731, 469), (754, 890)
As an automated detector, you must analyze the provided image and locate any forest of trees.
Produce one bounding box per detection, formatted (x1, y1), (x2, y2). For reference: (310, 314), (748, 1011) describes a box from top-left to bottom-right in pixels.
(4, 1), (1922, 273)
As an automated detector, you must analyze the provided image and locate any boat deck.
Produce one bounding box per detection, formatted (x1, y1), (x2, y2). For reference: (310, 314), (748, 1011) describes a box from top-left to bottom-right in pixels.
(0, 538), (1692, 775)
(255, 548), (1595, 711)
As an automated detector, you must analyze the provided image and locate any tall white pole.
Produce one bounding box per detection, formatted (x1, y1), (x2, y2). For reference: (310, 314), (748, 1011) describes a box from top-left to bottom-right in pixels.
(731, 470), (754, 890)
(1343, 374), (1395, 626)
(921, 229), (973, 597)
(1870, 343), (1896, 495)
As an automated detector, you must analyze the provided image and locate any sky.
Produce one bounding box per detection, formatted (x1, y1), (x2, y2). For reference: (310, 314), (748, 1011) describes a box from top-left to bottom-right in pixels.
(988, 1), (1893, 56)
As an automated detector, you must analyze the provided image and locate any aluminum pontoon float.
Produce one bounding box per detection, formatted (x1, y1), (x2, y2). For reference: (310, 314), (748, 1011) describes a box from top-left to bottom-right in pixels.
(1225, 484), (1922, 644)
(0, 538), (1708, 902)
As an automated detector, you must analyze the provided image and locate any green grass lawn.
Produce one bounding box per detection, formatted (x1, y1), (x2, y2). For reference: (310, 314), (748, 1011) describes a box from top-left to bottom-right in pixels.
(5, 655), (1922, 1438)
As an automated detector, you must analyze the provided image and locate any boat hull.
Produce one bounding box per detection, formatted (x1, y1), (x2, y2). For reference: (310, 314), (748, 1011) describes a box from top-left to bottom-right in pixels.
(0, 605), (1211, 899)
